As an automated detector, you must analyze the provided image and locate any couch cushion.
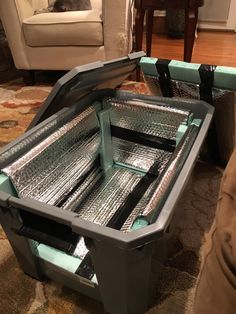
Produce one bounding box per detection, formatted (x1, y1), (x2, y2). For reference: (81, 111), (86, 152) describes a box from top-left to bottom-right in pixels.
(23, 10), (103, 47)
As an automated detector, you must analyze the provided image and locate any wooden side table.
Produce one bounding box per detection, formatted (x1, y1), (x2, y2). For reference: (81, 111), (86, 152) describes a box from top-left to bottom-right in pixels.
(134, 0), (204, 61)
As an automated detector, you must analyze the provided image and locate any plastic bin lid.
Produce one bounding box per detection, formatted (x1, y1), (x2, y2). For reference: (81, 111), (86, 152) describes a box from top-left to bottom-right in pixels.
(29, 51), (146, 128)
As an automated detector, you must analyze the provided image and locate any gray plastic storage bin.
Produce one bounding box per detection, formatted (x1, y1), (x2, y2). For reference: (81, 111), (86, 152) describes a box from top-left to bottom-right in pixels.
(0, 52), (214, 314)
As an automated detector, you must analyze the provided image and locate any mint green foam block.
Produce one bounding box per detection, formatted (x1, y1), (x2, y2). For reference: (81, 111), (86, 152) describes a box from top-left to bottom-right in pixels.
(139, 57), (158, 76)
(191, 119), (202, 127)
(98, 109), (113, 171)
(176, 124), (188, 146)
(37, 244), (81, 273)
(37, 244), (98, 284)
(131, 217), (149, 230)
(169, 60), (201, 84)
(214, 66), (236, 91)
(0, 173), (17, 196)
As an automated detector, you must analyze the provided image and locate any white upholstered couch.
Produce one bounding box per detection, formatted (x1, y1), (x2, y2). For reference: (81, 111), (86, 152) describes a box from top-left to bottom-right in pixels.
(0, 0), (133, 74)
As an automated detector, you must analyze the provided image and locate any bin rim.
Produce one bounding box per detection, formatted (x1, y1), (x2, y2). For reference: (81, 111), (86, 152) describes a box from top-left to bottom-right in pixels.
(0, 53), (214, 250)
(7, 102), (211, 251)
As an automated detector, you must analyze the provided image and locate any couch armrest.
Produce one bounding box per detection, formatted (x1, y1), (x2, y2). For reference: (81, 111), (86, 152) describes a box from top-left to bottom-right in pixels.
(0, 0), (33, 69)
(102, 0), (133, 60)
(91, 0), (102, 11)
(15, 0), (35, 20)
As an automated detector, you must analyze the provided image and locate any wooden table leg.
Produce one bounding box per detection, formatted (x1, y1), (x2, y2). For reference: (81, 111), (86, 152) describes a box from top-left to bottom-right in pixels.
(184, 7), (198, 62)
(135, 8), (145, 81)
(146, 9), (154, 57)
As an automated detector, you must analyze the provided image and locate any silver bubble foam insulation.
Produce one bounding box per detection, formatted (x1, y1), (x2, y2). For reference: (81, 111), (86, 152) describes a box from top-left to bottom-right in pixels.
(144, 74), (236, 163)
(76, 167), (143, 224)
(104, 97), (191, 175)
(112, 137), (172, 174)
(107, 97), (190, 140)
(121, 123), (200, 232)
(144, 74), (200, 99)
(3, 106), (100, 205)
(73, 166), (143, 259)
(2, 96), (194, 243)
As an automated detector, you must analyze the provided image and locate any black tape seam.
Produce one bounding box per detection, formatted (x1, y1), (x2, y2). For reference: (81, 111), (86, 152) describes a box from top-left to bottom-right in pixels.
(18, 211), (79, 255)
(56, 156), (101, 208)
(75, 253), (94, 280)
(75, 159), (161, 279)
(155, 59), (173, 97)
(199, 64), (216, 105)
(198, 64), (220, 160)
(111, 126), (176, 152)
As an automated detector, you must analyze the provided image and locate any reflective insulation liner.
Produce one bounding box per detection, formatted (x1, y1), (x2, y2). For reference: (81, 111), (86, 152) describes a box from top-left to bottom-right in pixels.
(144, 74), (200, 99)
(120, 122), (200, 232)
(76, 167), (143, 224)
(105, 96), (192, 175)
(106, 97), (191, 140)
(2, 96), (198, 238)
(144, 73), (236, 163)
(112, 137), (172, 175)
(2, 106), (100, 205)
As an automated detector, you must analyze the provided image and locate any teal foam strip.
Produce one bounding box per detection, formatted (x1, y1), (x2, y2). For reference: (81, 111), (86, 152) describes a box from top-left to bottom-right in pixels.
(114, 162), (146, 176)
(169, 60), (201, 84)
(38, 244), (81, 273)
(131, 217), (149, 230)
(187, 113), (194, 125)
(191, 119), (202, 127)
(98, 109), (113, 172)
(0, 173), (17, 196)
(176, 124), (188, 146)
(93, 101), (102, 113)
(37, 244), (98, 284)
(214, 66), (236, 91)
(141, 57), (236, 91)
(139, 57), (158, 76)
(176, 118), (201, 145)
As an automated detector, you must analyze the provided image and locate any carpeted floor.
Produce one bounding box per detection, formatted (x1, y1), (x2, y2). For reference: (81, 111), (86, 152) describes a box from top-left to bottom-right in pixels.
(0, 78), (222, 314)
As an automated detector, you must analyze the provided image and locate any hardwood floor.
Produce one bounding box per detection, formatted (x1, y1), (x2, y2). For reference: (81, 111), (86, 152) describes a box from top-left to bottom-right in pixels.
(144, 30), (236, 67)
(1, 30), (236, 84)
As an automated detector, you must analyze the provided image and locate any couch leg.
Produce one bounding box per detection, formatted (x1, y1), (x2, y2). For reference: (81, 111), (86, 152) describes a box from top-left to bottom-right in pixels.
(22, 70), (35, 85)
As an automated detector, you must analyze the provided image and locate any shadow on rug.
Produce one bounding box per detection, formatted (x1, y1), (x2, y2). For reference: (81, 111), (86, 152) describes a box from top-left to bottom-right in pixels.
(0, 79), (222, 314)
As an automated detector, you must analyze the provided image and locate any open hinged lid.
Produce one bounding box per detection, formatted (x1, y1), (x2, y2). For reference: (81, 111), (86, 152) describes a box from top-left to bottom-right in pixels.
(29, 51), (146, 128)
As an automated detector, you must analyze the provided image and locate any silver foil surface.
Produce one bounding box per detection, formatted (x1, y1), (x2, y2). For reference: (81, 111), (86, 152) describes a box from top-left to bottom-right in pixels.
(143, 74), (162, 96)
(144, 74), (200, 99)
(121, 179), (158, 232)
(171, 80), (200, 99)
(76, 167), (143, 225)
(2, 96), (197, 243)
(73, 237), (89, 260)
(112, 137), (172, 174)
(131, 124), (200, 226)
(3, 106), (100, 205)
(144, 74), (236, 163)
(106, 97), (191, 140)
(145, 74), (236, 106)
(0, 108), (74, 169)
(61, 167), (102, 211)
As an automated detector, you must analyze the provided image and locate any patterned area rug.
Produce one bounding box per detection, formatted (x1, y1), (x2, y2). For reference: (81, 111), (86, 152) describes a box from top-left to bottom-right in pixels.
(0, 79), (222, 314)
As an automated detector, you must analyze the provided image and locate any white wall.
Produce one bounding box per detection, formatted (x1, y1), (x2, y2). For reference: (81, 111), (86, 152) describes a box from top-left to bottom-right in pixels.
(199, 0), (231, 22)
(199, 0), (236, 31)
